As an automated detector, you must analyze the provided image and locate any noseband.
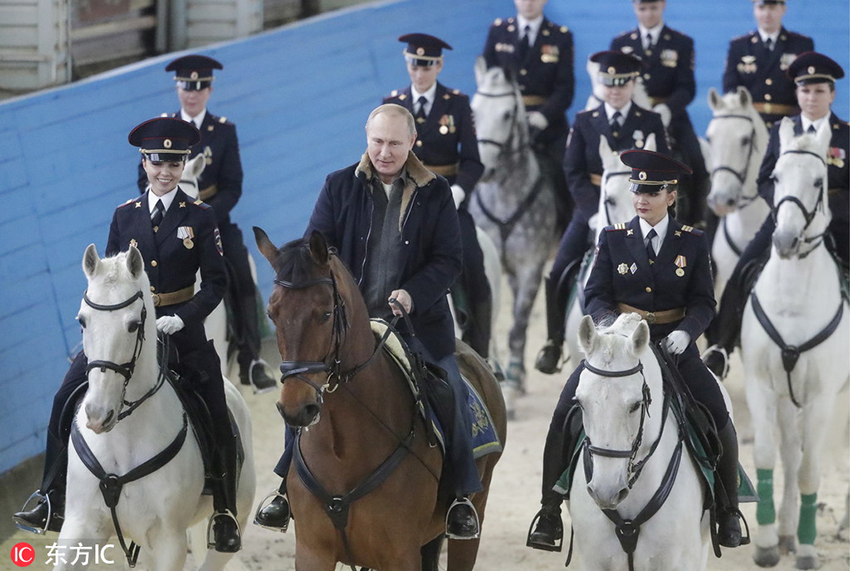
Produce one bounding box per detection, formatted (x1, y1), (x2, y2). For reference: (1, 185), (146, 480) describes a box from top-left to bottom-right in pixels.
(709, 113), (762, 210)
(580, 358), (668, 488)
(82, 290), (162, 420)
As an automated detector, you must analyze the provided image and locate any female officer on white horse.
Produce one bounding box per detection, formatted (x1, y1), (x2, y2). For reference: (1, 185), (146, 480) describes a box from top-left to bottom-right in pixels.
(527, 150), (746, 552)
(704, 51), (849, 378)
(14, 118), (243, 553)
(536, 51), (669, 374)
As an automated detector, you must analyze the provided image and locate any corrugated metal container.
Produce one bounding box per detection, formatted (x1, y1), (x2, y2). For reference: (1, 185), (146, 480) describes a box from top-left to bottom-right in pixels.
(0, 0), (71, 91)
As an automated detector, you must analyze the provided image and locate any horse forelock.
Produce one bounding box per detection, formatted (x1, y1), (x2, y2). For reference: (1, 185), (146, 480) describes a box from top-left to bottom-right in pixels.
(587, 313), (645, 366)
(274, 237), (327, 285)
(90, 252), (150, 293)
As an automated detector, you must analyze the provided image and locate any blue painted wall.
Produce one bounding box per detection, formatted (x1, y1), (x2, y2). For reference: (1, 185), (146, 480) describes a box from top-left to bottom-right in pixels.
(1, 0), (847, 474)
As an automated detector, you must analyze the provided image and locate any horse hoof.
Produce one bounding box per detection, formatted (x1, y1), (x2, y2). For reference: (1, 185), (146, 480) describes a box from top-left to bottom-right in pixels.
(779, 535), (796, 555)
(796, 554), (820, 569)
(753, 545), (781, 567)
(505, 362), (526, 394)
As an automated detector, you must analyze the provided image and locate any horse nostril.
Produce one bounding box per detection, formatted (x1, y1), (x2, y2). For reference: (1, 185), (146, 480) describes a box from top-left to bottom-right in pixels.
(303, 404), (321, 422)
(726, 198), (735, 206)
(104, 409), (114, 426)
(275, 401), (285, 420)
(617, 488), (629, 504)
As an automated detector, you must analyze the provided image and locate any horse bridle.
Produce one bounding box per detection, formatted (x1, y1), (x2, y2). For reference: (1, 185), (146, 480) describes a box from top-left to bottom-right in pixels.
(709, 113), (760, 209)
(82, 290), (163, 420)
(601, 169), (632, 226)
(580, 358), (670, 488)
(474, 88), (524, 159)
(770, 149), (828, 256)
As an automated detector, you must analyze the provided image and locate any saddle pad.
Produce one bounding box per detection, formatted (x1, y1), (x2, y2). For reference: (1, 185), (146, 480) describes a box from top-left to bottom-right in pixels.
(369, 319), (503, 460)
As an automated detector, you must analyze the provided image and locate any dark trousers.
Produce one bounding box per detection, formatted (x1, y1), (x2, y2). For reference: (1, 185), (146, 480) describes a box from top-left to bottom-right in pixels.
(669, 116), (710, 226)
(548, 211), (592, 286)
(534, 125), (571, 232)
(273, 336), (483, 497)
(549, 342), (729, 445)
(219, 222), (263, 369)
(456, 208), (492, 358)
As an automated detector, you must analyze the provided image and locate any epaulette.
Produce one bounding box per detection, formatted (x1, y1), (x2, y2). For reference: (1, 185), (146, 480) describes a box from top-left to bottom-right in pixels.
(218, 116), (227, 123)
(117, 198), (139, 208)
(193, 199), (210, 209)
(607, 223), (627, 232)
(680, 225), (704, 236)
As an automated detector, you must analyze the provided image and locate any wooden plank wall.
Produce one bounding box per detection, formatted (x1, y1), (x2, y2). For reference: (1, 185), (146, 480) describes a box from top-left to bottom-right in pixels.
(0, 0), (847, 474)
(0, 0), (70, 90)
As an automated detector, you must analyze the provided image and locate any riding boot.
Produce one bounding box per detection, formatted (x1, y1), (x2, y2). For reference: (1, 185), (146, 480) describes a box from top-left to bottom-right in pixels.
(208, 419), (242, 553)
(535, 277), (566, 375)
(254, 478), (291, 532)
(467, 296), (493, 360)
(13, 433), (67, 534)
(715, 421), (748, 548)
(236, 294), (276, 393)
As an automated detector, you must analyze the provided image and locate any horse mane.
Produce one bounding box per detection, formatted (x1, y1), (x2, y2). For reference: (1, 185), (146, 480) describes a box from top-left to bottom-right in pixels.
(274, 237), (324, 284)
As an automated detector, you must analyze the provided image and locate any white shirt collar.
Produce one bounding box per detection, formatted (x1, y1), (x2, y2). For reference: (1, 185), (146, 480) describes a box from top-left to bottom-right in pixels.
(801, 114), (829, 133)
(411, 82), (438, 114)
(181, 108), (207, 130)
(149, 187), (179, 214)
(758, 29), (780, 44)
(605, 101), (632, 122)
(639, 214), (669, 249)
(517, 15), (544, 45)
(638, 22), (664, 45)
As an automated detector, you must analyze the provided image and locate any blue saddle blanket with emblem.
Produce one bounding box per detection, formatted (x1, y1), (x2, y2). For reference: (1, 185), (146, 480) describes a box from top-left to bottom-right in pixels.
(370, 319), (503, 460)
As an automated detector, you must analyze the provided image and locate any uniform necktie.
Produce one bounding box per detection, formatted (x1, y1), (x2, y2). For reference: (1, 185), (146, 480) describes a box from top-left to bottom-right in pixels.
(807, 124), (816, 134)
(151, 199), (165, 231)
(610, 111), (622, 128)
(519, 25), (531, 61)
(764, 37), (773, 51)
(644, 33), (653, 51)
(415, 96), (428, 123)
(645, 228), (657, 262)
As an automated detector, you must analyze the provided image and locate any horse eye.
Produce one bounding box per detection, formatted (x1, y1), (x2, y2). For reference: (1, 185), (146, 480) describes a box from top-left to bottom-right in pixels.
(741, 136), (751, 146)
(605, 197), (616, 205)
(814, 177), (824, 189)
(78, 316), (86, 329)
(128, 321), (140, 333)
(503, 111), (512, 121)
(320, 311), (332, 323)
(628, 401), (641, 413)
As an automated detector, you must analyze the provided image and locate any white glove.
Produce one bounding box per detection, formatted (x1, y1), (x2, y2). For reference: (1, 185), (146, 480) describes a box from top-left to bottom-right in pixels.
(450, 184), (466, 209)
(652, 103), (672, 129)
(588, 213), (599, 232)
(663, 330), (691, 355)
(156, 315), (185, 335)
(527, 111), (549, 131)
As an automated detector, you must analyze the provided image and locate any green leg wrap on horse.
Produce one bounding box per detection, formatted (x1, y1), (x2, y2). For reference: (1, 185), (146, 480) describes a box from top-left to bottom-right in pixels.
(798, 493), (818, 545)
(756, 469), (776, 525)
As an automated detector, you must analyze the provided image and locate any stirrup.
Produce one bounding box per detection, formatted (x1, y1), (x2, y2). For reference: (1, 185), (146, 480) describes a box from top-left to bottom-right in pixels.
(13, 491), (52, 535)
(253, 490), (290, 532)
(445, 497), (480, 540)
(248, 360), (276, 394)
(701, 345), (730, 379)
(206, 509), (241, 549)
(526, 508), (564, 552)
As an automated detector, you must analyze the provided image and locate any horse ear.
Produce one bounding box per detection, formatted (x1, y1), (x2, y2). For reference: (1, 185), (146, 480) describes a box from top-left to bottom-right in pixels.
(577, 315), (597, 354)
(308, 230), (330, 264)
(126, 245), (144, 279)
(707, 87), (721, 111)
(474, 56), (488, 87)
(736, 85), (752, 108)
(645, 133), (657, 152)
(630, 320), (650, 354)
(83, 244), (100, 278)
(253, 227), (279, 265)
(598, 135), (612, 159)
(814, 120), (831, 153)
(778, 117), (796, 153)
(188, 154), (205, 179)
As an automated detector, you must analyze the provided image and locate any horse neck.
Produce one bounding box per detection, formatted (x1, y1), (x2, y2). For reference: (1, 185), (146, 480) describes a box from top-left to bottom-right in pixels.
(758, 240), (840, 308)
(494, 124), (538, 190)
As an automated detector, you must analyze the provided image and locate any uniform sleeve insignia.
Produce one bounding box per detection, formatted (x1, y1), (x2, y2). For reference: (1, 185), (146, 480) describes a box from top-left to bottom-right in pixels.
(214, 228), (223, 256)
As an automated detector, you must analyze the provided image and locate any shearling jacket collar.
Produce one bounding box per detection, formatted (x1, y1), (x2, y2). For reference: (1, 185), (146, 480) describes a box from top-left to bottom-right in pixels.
(355, 151), (437, 230)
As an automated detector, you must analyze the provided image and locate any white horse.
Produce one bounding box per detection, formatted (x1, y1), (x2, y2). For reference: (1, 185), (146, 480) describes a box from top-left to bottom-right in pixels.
(469, 56), (558, 407)
(568, 313), (709, 570)
(705, 86), (770, 297)
(740, 119), (849, 569)
(58, 244), (255, 570)
(583, 57), (653, 113)
(563, 134), (657, 369)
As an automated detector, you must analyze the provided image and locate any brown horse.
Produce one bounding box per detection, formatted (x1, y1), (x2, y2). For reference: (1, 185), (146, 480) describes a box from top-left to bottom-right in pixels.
(254, 228), (506, 570)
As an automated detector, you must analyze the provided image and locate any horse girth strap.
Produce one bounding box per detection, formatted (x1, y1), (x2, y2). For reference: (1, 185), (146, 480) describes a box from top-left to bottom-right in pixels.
(70, 412), (188, 567)
(750, 290), (844, 408)
(599, 439), (684, 571)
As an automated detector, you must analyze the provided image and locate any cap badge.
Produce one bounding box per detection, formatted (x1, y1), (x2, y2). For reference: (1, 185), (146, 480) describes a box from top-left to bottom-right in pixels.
(163, 139), (172, 149)
(608, 66), (616, 74)
(808, 66), (815, 74)
(417, 47), (425, 56)
(190, 71), (199, 80)
(639, 171), (647, 181)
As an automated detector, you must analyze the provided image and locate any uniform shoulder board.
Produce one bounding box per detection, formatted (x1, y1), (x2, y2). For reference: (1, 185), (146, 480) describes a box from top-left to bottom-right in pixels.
(680, 224), (704, 236)
(193, 199), (210, 209)
(607, 223), (627, 232)
(117, 198), (138, 208)
(218, 116), (227, 123)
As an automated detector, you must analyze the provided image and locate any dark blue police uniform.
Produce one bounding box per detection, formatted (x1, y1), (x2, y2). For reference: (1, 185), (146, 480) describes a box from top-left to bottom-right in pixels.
(384, 81), (491, 357)
(611, 25), (710, 225)
(136, 55), (274, 391)
(723, 28), (814, 128)
(706, 52), (850, 377)
(483, 15), (575, 226)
